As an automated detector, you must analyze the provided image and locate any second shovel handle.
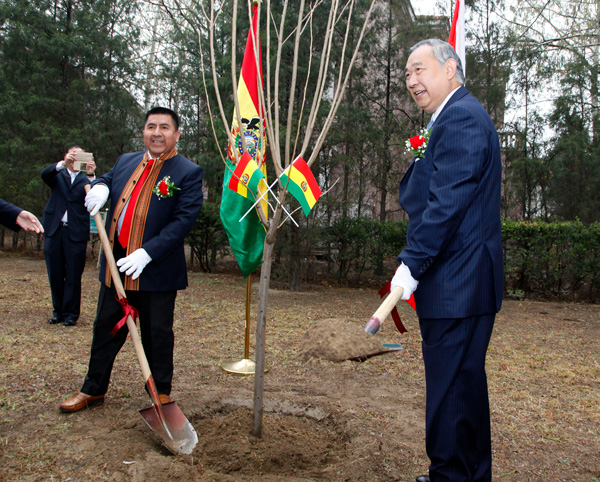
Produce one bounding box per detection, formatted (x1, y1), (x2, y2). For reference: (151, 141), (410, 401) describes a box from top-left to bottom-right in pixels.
(372, 286), (405, 322)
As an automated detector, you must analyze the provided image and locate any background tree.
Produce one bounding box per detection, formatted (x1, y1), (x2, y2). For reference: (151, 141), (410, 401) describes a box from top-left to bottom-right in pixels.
(505, 0), (600, 220)
(547, 69), (600, 222)
(465, 0), (511, 124)
(0, 0), (142, 220)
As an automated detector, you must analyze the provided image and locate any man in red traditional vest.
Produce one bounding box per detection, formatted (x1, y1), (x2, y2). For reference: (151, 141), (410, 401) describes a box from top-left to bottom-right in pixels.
(60, 107), (204, 413)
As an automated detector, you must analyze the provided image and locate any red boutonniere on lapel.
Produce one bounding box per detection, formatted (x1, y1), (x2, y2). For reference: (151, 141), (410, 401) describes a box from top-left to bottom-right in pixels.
(405, 127), (431, 159)
(153, 176), (180, 199)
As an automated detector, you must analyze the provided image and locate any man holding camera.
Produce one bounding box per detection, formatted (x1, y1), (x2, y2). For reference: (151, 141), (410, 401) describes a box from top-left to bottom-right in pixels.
(41, 146), (96, 327)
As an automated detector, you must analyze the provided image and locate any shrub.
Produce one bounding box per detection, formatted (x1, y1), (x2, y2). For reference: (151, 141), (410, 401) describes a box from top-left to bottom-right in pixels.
(502, 220), (600, 301)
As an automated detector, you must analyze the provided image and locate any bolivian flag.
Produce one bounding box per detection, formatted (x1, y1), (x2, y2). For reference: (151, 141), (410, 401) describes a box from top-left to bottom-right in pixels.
(281, 157), (322, 216)
(220, 2), (267, 279)
(228, 151), (265, 199)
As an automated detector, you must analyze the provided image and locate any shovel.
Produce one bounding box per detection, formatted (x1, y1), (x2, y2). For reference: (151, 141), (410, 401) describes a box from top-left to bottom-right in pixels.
(86, 186), (198, 455)
(364, 286), (404, 335)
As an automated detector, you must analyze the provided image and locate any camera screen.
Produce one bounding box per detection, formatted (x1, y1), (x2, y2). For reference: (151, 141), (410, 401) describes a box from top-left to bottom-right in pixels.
(74, 161), (88, 171)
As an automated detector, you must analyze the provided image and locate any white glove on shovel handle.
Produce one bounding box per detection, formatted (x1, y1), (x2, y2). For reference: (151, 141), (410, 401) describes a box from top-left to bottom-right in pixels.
(364, 286), (404, 335)
(365, 263), (417, 334)
(85, 184), (109, 216)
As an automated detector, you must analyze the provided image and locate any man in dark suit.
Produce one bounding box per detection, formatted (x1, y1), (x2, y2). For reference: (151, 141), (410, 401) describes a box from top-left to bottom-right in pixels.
(41, 147), (97, 326)
(60, 107), (203, 413)
(0, 198), (44, 233)
(394, 39), (503, 482)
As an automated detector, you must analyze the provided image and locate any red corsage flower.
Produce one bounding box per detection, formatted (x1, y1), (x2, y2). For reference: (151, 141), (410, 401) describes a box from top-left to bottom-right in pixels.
(405, 127), (432, 158)
(153, 176), (180, 199)
(410, 135), (426, 150)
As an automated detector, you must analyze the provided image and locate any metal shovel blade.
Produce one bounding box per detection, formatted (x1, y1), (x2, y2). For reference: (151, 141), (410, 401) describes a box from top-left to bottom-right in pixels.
(347, 342), (403, 362)
(139, 402), (198, 455)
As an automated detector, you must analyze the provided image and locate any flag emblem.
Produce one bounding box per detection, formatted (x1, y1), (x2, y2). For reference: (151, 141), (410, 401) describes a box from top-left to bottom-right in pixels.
(228, 118), (264, 162)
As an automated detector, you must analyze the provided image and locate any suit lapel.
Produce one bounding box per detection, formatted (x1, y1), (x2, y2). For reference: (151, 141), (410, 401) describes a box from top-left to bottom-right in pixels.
(58, 169), (72, 190)
(71, 171), (83, 188)
(70, 171), (89, 190)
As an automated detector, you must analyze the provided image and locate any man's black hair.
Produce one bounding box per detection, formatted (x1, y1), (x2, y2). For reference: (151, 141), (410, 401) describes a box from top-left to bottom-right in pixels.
(145, 107), (180, 130)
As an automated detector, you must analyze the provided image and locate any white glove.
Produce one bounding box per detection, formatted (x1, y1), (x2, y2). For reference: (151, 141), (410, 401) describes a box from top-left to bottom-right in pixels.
(390, 263), (418, 300)
(85, 184), (109, 216)
(117, 248), (152, 280)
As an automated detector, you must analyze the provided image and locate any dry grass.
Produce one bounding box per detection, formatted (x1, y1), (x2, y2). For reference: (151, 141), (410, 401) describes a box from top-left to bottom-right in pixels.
(0, 253), (599, 481)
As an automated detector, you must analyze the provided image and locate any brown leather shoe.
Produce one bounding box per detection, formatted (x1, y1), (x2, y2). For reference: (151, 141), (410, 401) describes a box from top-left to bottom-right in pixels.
(158, 394), (172, 404)
(60, 393), (105, 413)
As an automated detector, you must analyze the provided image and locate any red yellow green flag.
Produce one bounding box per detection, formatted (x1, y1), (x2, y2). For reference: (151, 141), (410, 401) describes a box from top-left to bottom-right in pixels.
(280, 157), (322, 216)
(228, 151), (265, 198)
(220, 3), (268, 278)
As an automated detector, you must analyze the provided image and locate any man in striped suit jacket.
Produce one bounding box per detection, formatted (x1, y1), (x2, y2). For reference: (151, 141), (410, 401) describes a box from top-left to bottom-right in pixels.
(394, 39), (503, 482)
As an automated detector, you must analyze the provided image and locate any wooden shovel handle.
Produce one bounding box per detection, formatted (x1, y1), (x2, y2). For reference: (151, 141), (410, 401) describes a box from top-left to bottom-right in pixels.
(85, 185), (154, 388)
(364, 286), (404, 334)
(373, 286), (405, 321)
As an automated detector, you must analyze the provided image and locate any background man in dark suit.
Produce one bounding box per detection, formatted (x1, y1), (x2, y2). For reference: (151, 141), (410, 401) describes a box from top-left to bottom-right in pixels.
(394, 39), (503, 482)
(0, 198), (44, 233)
(60, 107), (203, 413)
(41, 146), (96, 326)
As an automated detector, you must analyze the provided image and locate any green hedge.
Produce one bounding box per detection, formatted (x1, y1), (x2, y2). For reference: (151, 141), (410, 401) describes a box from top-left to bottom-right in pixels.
(323, 217), (408, 282)
(11, 210), (596, 300)
(183, 215), (600, 301)
(308, 217), (600, 301)
(502, 220), (600, 301)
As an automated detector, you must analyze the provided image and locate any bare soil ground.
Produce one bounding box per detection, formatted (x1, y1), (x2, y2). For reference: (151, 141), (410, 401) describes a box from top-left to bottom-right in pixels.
(0, 254), (599, 482)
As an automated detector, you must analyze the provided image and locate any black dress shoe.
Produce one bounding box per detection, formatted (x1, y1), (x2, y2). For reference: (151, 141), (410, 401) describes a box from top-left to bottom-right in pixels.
(48, 317), (62, 324)
(416, 476), (430, 482)
(63, 320), (77, 327)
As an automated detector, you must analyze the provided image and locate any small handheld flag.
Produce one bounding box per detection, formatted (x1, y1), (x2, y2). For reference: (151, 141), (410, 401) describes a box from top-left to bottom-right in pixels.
(228, 151), (265, 199)
(280, 157), (322, 216)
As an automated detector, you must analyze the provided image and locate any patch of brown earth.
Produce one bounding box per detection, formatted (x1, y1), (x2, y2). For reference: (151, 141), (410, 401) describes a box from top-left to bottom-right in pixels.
(1, 255), (599, 481)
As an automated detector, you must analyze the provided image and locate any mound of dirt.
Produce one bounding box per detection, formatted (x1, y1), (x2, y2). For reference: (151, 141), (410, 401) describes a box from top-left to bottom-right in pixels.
(298, 318), (387, 362)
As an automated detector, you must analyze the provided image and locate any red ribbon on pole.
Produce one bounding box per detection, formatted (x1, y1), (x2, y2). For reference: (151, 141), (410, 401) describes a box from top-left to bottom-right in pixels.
(378, 281), (416, 334)
(111, 295), (139, 336)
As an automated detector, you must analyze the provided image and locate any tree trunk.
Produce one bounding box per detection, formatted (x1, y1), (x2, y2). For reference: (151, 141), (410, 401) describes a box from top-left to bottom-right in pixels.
(252, 210), (281, 437)
(591, 0), (600, 146)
